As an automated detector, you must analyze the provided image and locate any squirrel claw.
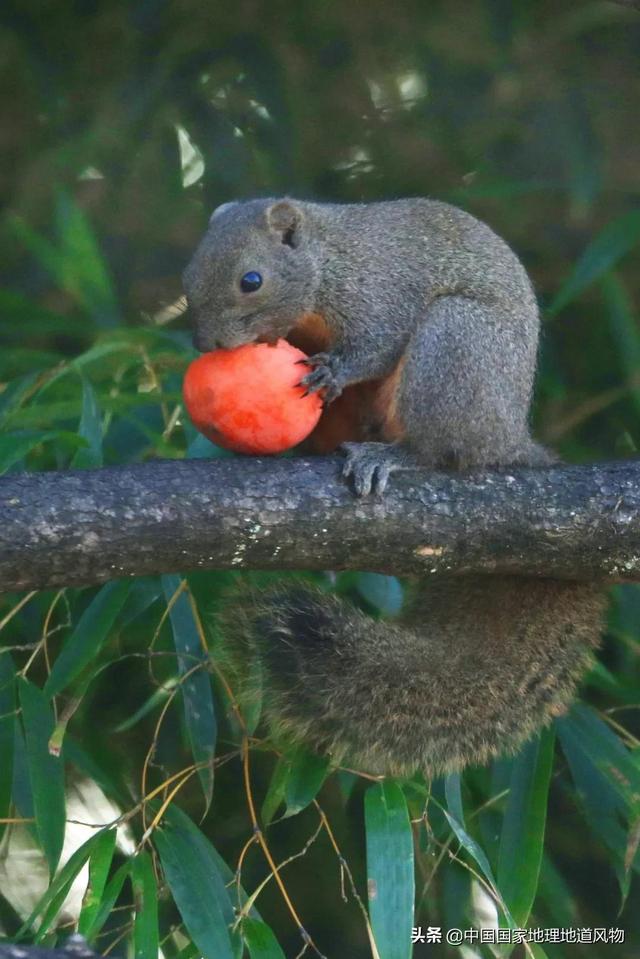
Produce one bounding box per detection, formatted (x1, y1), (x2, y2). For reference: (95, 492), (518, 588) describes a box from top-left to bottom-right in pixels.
(341, 442), (408, 497)
(299, 355), (343, 403)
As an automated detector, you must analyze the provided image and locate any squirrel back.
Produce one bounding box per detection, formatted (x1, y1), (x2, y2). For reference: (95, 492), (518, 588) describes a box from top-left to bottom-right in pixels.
(184, 197), (606, 776)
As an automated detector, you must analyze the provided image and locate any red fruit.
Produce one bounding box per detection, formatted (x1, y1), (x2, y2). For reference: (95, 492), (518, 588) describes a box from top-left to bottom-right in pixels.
(183, 340), (323, 454)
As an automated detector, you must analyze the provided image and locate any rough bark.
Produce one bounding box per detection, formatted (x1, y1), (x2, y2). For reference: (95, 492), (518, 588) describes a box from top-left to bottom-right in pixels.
(1, 457), (639, 592)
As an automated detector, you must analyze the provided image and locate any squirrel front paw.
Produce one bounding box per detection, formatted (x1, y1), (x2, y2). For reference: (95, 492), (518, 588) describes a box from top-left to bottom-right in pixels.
(341, 442), (412, 497)
(297, 352), (344, 404)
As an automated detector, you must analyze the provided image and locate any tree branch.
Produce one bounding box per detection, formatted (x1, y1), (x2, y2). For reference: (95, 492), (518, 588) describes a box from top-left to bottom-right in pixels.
(0, 457), (639, 592)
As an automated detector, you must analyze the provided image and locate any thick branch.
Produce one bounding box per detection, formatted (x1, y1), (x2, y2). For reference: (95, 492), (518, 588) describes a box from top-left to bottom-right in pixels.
(0, 457), (639, 592)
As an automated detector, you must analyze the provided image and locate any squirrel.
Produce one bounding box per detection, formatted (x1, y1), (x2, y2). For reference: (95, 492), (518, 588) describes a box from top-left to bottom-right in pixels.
(182, 197), (606, 777)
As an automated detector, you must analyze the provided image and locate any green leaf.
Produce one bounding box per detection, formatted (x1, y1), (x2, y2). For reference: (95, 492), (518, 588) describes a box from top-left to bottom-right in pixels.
(118, 576), (163, 628)
(71, 376), (103, 468)
(261, 756), (288, 825)
(444, 772), (465, 825)
(0, 653), (16, 844)
(557, 705), (640, 901)
(442, 772), (517, 926)
(44, 580), (132, 698)
(132, 850), (160, 959)
(162, 576), (216, 811)
(18, 678), (66, 875)
(0, 372), (41, 428)
(11, 194), (119, 328)
(78, 827), (117, 936)
(600, 273), (640, 418)
(0, 431), (61, 474)
(355, 573), (404, 615)
(243, 918), (286, 959)
(81, 861), (131, 941)
(163, 804), (260, 923)
(365, 781), (414, 959)
(11, 721), (34, 822)
(497, 729), (555, 925)
(284, 746), (329, 817)
(113, 677), (179, 733)
(154, 805), (236, 959)
(54, 190), (120, 327)
(558, 705), (640, 813)
(443, 809), (516, 928)
(548, 210), (640, 315)
(17, 828), (107, 940)
(64, 735), (132, 810)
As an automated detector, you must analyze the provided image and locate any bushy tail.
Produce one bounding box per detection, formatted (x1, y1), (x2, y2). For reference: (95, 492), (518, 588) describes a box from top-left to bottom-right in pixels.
(220, 576), (605, 776)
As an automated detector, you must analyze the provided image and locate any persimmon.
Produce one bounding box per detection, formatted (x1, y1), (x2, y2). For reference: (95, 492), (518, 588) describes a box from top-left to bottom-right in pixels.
(183, 340), (323, 454)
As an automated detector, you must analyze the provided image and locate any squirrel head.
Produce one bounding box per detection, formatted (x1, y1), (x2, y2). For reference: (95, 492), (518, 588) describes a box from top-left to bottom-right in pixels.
(183, 198), (321, 351)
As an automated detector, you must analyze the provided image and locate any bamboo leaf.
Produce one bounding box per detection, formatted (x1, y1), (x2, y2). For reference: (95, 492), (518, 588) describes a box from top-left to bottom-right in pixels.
(284, 746), (329, 817)
(154, 806), (236, 959)
(17, 828), (107, 940)
(365, 781), (414, 959)
(557, 705), (640, 902)
(44, 580), (132, 698)
(0, 653), (15, 844)
(0, 431), (64, 474)
(549, 210), (640, 315)
(71, 376), (103, 468)
(78, 827), (117, 936)
(497, 729), (555, 926)
(162, 576), (216, 811)
(243, 918), (286, 959)
(132, 850), (160, 959)
(262, 755), (288, 825)
(19, 678), (66, 875)
(82, 861), (131, 941)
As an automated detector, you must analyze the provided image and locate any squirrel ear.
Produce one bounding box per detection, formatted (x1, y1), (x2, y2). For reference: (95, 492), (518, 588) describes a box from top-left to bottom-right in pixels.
(266, 200), (302, 247)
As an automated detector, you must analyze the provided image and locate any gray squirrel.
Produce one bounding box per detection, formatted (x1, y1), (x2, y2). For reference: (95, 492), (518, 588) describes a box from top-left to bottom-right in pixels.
(183, 197), (605, 776)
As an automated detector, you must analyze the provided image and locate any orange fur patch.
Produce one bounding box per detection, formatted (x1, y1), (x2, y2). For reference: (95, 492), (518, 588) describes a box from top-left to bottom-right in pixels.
(287, 313), (407, 452)
(287, 312), (332, 355)
(374, 354), (406, 442)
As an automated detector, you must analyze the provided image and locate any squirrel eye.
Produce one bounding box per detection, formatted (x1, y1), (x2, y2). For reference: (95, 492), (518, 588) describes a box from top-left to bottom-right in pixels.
(240, 271), (263, 293)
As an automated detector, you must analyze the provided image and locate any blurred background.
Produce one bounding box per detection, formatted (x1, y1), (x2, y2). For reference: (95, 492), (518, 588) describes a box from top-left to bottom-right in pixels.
(1, 2), (640, 957)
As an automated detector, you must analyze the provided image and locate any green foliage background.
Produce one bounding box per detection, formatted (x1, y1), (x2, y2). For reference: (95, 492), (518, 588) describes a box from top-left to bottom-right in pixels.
(1, 2), (639, 957)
